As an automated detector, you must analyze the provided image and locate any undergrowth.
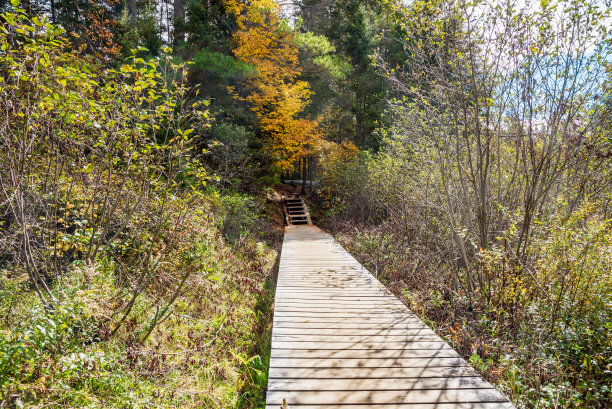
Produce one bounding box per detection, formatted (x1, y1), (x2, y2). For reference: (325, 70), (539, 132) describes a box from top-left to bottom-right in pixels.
(326, 212), (611, 409)
(0, 191), (282, 409)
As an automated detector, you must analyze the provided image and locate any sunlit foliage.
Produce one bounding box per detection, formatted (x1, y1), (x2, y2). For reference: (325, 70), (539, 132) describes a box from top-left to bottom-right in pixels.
(224, 0), (322, 170)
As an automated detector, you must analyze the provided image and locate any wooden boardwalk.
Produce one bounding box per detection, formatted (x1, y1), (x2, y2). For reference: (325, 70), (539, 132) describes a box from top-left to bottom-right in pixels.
(267, 225), (515, 409)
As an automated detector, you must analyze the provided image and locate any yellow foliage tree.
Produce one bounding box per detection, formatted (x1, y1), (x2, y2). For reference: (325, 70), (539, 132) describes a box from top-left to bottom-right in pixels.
(225, 0), (322, 170)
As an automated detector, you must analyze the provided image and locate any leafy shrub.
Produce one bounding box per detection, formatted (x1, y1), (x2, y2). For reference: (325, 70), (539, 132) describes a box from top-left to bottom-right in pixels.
(0, 6), (279, 409)
(0, 8), (209, 328)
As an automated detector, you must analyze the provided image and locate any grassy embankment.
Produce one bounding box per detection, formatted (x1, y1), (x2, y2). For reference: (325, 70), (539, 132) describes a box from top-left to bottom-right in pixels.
(0, 192), (283, 409)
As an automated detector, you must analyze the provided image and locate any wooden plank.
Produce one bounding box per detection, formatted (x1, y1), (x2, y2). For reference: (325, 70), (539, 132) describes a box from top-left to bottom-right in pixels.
(272, 319), (427, 326)
(274, 301), (404, 306)
(273, 311), (419, 318)
(274, 291), (392, 296)
(266, 389), (508, 405)
(274, 301), (406, 307)
(278, 277), (369, 280)
(274, 307), (408, 313)
(276, 283), (383, 288)
(273, 314), (421, 320)
(276, 280), (381, 285)
(274, 305), (408, 310)
(275, 298), (403, 302)
(278, 276), (373, 279)
(276, 285), (384, 289)
(270, 348), (461, 359)
(274, 301), (402, 306)
(272, 334), (444, 343)
(274, 305), (407, 311)
(271, 341), (449, 350)
(275, 283), (385, 287)
(268, 366), (478, 379)
(275, 288), (388, 292)
(272, 328), (437, 335)
(274, 294), (394, 299)
(273, 308), (415, 314)
(276, 294), (396, 299)
(269, 357), (466, 368)
(278, 270), (369, 273)
(272, 322), (430, 329)
(276, 284), (384, 288)
(279, 269), (368, 273)
(265, 404), (516, 409)
(275, 296), (403, 302)
(277, 287), (387, 291)
(280, 262), (370, 266)
(267, 377), (493, 391)
(279, 262), (362, 264)
(279, 270), (367, 273)
(274, 307), (419, 313)
(272, 312), (418, 319)
(275, 289), (391, 294)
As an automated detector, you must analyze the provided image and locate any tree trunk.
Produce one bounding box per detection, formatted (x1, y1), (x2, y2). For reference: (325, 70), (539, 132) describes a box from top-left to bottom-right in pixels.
(308, 157), (313, 193)
(301, 157), (307, 195)
(128, 0), (137, 26)
(50, 0), (56, 23)
(173, 0), (185, 47)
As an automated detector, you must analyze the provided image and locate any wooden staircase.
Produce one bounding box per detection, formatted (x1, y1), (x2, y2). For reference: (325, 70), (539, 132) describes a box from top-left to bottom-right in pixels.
(283, 194), (312, 226)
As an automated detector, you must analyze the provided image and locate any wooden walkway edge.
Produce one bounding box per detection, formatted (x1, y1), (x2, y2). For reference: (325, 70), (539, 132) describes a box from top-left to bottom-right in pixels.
(266, 225), (515, 409)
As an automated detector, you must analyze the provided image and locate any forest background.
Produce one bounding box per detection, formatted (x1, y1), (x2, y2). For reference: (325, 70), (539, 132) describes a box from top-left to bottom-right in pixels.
(0, 0), (611, 407)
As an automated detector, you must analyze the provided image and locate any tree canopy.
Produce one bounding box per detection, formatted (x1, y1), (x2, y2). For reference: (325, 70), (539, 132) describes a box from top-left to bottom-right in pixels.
(225, 0), (322, 170)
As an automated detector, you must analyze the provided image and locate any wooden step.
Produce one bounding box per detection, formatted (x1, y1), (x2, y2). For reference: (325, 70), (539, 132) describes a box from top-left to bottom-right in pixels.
(282, 194), (312, 226)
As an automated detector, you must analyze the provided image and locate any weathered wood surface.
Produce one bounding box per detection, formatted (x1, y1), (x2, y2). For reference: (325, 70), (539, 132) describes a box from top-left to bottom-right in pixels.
(266, 225), (514, 409)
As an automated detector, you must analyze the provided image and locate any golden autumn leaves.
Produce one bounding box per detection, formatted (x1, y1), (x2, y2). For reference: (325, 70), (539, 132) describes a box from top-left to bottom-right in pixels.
(224, 0), (322, 171)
